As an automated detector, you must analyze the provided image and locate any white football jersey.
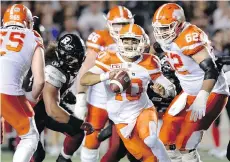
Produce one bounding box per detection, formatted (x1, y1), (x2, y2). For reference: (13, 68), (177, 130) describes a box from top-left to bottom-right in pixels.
(86, 29), (117, 108)
(161, 23), (229, 96)
(89, 52), (161, 124)
(0, 27), (43, 95)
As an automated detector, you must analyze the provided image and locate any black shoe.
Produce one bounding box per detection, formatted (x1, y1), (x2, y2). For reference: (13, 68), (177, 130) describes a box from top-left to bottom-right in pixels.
(56, 154), (72, 162)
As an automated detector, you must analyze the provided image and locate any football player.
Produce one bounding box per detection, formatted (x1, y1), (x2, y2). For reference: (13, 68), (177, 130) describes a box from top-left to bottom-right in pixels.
(23, 34), (94, 162)
(152, 3), (229, 162)
(58, 6), (138, 162)
(81, 24), (176, 162)
(0, 4), (45, 162)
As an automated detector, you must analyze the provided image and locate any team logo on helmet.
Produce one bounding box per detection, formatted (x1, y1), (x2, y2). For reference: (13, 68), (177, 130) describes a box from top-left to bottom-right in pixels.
(60, 35), (74, 51)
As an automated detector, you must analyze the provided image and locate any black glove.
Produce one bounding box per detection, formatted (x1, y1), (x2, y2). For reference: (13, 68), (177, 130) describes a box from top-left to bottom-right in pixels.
(68, 115), (94, 135)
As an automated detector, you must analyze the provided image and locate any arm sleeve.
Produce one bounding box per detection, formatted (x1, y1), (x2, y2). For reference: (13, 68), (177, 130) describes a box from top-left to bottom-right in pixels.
(148, 55), (162, 80)
(94, 51), (111, 72)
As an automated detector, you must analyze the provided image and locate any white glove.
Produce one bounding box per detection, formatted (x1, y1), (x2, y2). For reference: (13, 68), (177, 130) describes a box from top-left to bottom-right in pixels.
(73, 93), (87, 120)
(186, 90), (209, 122)
(25, 91), (38, 103)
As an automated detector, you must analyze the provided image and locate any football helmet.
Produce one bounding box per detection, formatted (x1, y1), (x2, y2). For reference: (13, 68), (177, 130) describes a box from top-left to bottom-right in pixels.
(106, 6), (134, 39)
(118, 24), (146, 58)
(3, 4), (35, 30)
(152, 3), (185, 45)
(57, 34), (86, 74)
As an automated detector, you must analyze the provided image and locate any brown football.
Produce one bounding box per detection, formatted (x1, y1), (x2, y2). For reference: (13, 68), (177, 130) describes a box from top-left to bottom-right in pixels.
(109, 70), (131, 93)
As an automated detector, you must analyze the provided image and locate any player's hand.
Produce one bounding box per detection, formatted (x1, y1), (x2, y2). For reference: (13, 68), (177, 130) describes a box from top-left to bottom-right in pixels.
(80, 122), (94, 135)
(151, 83), (165, 97)
(186, 90), (209, 122)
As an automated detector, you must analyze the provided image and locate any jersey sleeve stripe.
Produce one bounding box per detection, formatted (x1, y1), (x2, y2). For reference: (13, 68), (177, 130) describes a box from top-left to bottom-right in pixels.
(95, 60), (110, 72)
(150, 72), (161, 80)
(148, 69), (161, 75)
(181, 42), (205, 52)
(86, 41), (103, 50)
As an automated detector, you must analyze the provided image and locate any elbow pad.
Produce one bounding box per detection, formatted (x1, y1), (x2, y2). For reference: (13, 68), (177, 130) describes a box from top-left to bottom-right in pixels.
(45, 65), (66, 88)
(199, 58), (219, 80)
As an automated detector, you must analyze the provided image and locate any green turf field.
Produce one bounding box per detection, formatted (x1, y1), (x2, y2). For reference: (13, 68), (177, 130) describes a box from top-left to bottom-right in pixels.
(1, 150), (229, 162)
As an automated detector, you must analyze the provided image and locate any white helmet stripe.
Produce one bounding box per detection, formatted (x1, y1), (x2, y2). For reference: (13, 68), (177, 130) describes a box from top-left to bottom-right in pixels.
(118, 6), (124, 18)
(128, 24), (133, 33)
(10, 4), (17, 15)
(155, 4), (167, 22)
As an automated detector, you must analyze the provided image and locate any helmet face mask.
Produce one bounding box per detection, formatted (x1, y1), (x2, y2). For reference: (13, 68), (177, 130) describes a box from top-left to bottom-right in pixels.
(118, 37), (144, 58)
(152, 3), (185, 46)
(108, 22), (130, 39)
(153, 21), (179, 45)
(118, 24), (146, 59)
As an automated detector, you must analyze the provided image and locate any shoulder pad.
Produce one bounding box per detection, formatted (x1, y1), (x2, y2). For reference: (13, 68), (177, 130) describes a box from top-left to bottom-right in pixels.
(140, 53), (161, 71)
(45, 65), (67, 88)
(86, 30), (109, 51)
(33, 30), (44, 49)
(175, 24), (208, 56)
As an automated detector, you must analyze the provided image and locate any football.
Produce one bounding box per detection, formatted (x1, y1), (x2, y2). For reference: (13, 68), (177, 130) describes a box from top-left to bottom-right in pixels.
(109, 70), (131, 93)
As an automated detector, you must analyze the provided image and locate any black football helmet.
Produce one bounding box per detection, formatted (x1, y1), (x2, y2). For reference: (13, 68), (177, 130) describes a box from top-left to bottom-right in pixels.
(56, 34), (86, 75)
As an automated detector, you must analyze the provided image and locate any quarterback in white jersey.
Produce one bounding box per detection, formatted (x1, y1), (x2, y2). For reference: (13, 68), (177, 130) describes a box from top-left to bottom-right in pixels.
(0, 4), (45, 162)
(81, 24), (176, 162)
(71, 6), (136, 162)
(152, 3), (229, 162)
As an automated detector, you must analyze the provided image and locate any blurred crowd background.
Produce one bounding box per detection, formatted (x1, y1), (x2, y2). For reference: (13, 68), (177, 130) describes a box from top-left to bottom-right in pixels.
(1, 0), (230, 159)
(1, 1), (230, 54)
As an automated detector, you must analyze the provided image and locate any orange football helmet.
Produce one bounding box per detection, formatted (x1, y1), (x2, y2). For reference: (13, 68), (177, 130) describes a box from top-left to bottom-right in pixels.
(106, 6), (134, 39)
(118, 24), (146, 58)
(3, 4), (35, 30)
(152, 3), (185, 45)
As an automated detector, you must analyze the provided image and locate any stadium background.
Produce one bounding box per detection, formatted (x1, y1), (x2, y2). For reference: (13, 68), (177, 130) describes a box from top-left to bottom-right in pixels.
(1, 1), (230, 162)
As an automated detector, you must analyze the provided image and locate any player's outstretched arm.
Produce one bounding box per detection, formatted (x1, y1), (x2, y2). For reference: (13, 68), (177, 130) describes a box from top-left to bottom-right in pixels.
(81, 69), (119, 86)
(80, 71), (105, 86)
(43, 82), (71, 123)
(30, 47), (45, 101)
(43, 82), (94, 135)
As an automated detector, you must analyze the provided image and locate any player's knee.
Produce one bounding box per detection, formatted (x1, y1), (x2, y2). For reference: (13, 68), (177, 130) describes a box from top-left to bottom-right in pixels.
(144, 134), (158, 148)
(159, 123), (176, 145)
(19, 118), (39, 151)
(84, 130), (100, 149)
